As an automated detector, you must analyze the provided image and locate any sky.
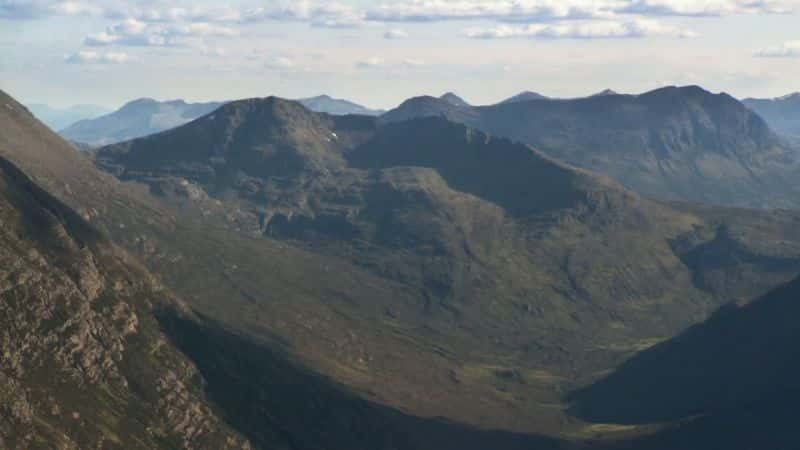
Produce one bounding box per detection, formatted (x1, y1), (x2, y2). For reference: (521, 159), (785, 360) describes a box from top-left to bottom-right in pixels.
(1, 0), (800, 110)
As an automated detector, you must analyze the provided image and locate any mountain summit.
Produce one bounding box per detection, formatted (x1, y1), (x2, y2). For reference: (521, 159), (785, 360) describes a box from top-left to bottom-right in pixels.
(499, 91), (550, 104)
(591, 89), (619, 97)
(440, 92), (471, 107)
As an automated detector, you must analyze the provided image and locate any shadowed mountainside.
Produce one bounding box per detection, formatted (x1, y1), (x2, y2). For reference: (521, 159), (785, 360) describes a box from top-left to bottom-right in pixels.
(572, 274), (800, 450)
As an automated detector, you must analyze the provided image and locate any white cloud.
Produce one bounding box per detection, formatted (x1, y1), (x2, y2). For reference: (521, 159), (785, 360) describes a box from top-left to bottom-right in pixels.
(366, 0), (616, 23)
(755, 41), (800, 57)
(466, 19), (697, 39)
(402, 58), (426, 66)
(1, 0), (101, 19)
(384, 28), (410, 39)
(170, 22), (238, 37)
(265, 55), (297, 70)
(65, 50), (131, 64)
(245, 1), (365, 28)
(3, 0), (794, 23)
(619, 0), (796, 16)
(355, 57), (385, 69)
(365, 0), (795, 23)
(84, 18), (237, 47)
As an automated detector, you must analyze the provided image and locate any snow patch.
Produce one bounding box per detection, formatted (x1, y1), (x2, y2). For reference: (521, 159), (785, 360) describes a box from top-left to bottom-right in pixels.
(4, 104), (13, 110)
(331, 132), (339, 140)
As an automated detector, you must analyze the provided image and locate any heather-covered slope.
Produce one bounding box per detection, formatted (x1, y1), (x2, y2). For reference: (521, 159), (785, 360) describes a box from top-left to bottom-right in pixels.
(383, 86), (800, 208)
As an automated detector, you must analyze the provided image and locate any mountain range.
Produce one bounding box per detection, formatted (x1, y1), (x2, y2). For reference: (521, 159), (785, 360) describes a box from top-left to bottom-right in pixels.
(743, 93), (800, 139)
(4, 83), (800, 449)
(55, 95), (386, 148)
(382, 85), (800, 209)
(91, 92), (800, 441)
(26, 103), (110, 130)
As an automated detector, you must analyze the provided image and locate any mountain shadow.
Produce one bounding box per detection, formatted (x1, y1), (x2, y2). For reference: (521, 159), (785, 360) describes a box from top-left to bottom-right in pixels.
(571, 275), (800, 449)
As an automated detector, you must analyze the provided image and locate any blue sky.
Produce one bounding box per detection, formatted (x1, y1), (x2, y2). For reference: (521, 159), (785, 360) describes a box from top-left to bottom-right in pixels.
(2, 0), (799, 109)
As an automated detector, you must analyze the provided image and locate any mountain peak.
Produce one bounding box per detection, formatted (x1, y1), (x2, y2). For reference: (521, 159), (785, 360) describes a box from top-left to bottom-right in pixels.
(122, 97), (158, 107)
(500, 91), (549, 104)
(591, 89), (619, 97)
(777, 92), (800, 101)
(440, 92), (470, 107)
(298, 94), (384, 116)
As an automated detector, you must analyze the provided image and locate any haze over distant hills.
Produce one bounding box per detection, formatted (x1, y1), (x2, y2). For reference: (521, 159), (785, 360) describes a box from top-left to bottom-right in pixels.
(298, 94), (385, 116)
(743, 93), (800, 138)
(383, 85), (800, 209)
(26, 103), (110, 130)
(57, 94), (387, 147)
(60, 98), (224, 147)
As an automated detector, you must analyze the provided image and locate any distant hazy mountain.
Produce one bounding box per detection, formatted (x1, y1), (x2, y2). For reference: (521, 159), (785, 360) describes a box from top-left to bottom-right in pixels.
(60, 98), (224, 146)
(499, 91), (550, 104)
(383, 85), (800, 209)
(298, 94), (385, 116)
(26, 103), (110, 130)
(743, 93), (800, 138)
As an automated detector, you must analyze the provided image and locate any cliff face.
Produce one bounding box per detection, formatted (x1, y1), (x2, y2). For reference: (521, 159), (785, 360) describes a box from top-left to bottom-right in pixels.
(0, 156), (250, 449)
